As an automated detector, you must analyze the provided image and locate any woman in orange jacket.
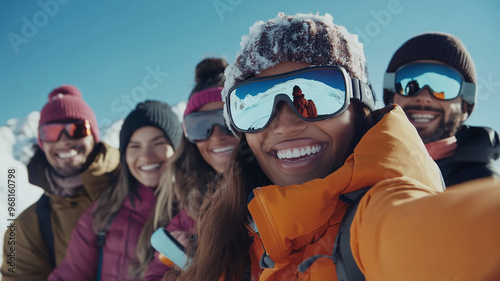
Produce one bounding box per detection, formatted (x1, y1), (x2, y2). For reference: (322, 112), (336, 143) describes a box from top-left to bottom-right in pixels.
(178, 13), (500, 281)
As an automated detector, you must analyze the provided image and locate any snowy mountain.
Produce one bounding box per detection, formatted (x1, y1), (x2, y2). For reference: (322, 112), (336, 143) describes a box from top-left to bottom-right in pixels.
(230, 77), (344, 130)
(0, 101), (186, 256)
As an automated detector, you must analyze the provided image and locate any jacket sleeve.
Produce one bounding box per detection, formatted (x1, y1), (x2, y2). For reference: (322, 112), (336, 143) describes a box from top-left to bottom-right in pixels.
(1, 203), (53, 281)
(47, 205), (99, 281)
(143, 251), (172, 281)
(351, 176), (500, 281)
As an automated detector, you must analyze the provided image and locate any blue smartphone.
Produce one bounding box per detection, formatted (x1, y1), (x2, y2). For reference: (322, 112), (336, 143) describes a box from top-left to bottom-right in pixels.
(151, 228), (190, 270)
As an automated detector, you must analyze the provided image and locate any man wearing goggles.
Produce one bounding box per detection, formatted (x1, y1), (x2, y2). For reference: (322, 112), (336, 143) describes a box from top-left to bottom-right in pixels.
(383, 32), (499, 186)
(1, 85), (120, 281)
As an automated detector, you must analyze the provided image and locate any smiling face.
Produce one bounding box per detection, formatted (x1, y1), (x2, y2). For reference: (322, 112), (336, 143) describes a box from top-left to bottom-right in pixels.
(244, 61), (356, 186)
(195, 101), (239, 174)
(42, 133), (95, 177)
(126, 126), (174, 187)
(393, 88), (468, 143)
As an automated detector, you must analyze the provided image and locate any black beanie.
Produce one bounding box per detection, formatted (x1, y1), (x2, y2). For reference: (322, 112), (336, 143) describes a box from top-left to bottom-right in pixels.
(384, 32), (477, 107)
(119, 100), (182, 155)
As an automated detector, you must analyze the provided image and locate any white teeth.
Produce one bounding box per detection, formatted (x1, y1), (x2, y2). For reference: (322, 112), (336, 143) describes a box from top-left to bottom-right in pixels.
(410, 113), (437, 123)
(58, 150), (77, 158)
(277, 145), (322, 160)
(306, 146), (311, 155)
(140, 163), (160, 171)
(212, 145), (235, 153)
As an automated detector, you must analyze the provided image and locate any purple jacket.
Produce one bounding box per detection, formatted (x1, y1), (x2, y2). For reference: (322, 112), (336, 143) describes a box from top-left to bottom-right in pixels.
(48, 184), (155, 281)
(143, 208), (196, 281)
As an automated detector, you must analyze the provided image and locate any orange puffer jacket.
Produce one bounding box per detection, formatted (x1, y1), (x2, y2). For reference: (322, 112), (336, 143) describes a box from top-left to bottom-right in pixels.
(247, 105), (500, 280)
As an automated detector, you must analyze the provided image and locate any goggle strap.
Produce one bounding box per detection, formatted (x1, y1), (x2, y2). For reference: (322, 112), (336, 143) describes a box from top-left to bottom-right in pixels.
(461, 82), (477, 105)
(352, 78), (376, 110)
(383, 72), (396, 92)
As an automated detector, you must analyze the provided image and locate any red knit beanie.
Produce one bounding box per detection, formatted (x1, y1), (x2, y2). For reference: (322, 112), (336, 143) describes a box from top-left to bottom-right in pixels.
(38, 85), (99, 150)
(183, 87), (223, 117)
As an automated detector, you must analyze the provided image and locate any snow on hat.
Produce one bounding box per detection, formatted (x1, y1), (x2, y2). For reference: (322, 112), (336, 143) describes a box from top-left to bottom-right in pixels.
(38, 85), (99, 150)
(119, 100), (182, 155)
(221, 12), (368, 130)
(383, 32), (477, 111)
(183, 87), (223, 117)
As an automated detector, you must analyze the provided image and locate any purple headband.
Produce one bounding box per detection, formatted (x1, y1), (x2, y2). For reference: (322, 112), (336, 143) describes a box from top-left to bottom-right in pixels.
(183, 87), (223, 117)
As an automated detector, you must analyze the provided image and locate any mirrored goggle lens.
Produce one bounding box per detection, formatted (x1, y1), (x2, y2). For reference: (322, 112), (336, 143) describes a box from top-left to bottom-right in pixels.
(395, 63), (462, 100)
(228, 68), (348, 132)
(183, 110), (231, 143)
(39, 120), (91, 142)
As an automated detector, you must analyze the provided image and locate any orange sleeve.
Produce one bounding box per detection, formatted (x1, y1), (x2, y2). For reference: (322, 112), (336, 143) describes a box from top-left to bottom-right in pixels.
(351, 176), (500, 281)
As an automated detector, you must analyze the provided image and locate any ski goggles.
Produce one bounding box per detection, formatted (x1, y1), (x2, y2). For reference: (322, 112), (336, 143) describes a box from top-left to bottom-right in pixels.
(226, 65), (375, 133)
(39, 120), (92, 142)
(384, 62), (476, 104)
(183, 109), (233, 143)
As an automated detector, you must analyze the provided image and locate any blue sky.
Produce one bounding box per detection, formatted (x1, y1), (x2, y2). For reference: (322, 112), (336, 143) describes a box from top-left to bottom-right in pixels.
(1, 0), (499, 134)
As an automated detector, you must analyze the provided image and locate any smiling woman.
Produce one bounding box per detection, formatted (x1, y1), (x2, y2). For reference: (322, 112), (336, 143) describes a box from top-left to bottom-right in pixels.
(126, 126), (174, 187)
(178, 13), (500, 281)
(144, 58), (240, 280)
(48, 100), (182, 281)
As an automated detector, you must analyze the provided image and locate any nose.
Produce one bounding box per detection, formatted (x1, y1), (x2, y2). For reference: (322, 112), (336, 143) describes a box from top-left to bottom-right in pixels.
(269, 103), (307, 135)
(53, 133), (73, 147)
(208, 125), (226, 141)
(414, 88), (435, 105)
(140, 144), (156, 158)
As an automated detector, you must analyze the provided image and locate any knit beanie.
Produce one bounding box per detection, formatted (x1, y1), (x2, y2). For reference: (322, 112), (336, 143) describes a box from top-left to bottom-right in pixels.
(383, 32), (477, 109)
(38, 85), (99, 150)
(183, 87), (223, 117)
(119, 100), (182, 155)
(221, 12), (369, 129)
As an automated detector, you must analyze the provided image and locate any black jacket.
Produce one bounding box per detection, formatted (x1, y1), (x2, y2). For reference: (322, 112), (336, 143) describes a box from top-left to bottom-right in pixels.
(436, 125), (500, 186)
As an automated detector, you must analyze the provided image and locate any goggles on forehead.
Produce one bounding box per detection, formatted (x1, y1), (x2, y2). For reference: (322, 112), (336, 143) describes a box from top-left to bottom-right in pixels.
(384, 62), (476, 104)
(39, 120), (92, 142)
(226, 65), (375, 133)
(183, 109), (233, 143)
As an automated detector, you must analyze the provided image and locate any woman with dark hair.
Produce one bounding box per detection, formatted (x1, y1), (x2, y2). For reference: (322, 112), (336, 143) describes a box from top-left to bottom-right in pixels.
(142, 58), (239, 280)
(179, 13), (500, 281)
(48, 100), (182, 281)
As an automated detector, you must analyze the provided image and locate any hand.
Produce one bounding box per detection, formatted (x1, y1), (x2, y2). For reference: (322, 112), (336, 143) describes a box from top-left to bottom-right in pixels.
(169, 230), (190, 248)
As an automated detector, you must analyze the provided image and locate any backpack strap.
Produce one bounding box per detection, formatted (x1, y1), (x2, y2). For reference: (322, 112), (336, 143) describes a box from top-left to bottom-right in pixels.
(333, 187), (371, 281)
(96, 231), (106, 281)
(297, 187), (370, 280)
(96, 212), (117, 281)
(36, 194), (56, 269)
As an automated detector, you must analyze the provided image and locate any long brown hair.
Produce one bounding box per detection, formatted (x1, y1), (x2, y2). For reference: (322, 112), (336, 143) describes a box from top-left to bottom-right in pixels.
(154, 57), (228, 228)
(91, 157), (158, 280)
(92, 157), (137, 233)
(179, 100), (374, 281)
(154, 136), (218, 228)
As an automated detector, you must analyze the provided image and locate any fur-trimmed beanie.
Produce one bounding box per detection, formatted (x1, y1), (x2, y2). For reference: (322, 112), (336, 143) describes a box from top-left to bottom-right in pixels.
(119, 100), (182, 155)
(38, 85), (99, 150)
(221, 12), (370, 128)
(383, 32), (477, 109)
